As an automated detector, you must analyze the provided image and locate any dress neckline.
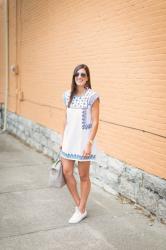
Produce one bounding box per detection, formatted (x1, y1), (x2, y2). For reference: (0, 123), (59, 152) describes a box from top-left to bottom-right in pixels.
(74, 88), (89, 97)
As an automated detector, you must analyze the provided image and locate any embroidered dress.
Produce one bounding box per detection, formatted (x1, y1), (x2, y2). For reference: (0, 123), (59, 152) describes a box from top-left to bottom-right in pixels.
(61, 88), (99, 161)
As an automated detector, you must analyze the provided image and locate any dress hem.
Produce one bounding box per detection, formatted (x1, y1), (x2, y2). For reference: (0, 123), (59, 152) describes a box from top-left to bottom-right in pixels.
(61, 155), (96, 162)
(60, 151), (96, 162)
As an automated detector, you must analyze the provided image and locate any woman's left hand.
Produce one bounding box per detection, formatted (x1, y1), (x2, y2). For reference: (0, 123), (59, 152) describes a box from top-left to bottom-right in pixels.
(83, 143), (92, 157)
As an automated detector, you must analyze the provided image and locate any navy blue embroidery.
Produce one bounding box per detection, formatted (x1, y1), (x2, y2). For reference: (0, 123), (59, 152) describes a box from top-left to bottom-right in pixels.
(64, 89), (91, 109)
(61, 150), (96, 160)
(71, 96), (88, 108)
(82, 109), (92, 130)
(63, 89), (99, 108)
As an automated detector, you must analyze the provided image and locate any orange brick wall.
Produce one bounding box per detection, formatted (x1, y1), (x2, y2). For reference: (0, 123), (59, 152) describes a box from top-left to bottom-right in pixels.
(8, 0), (17, 112)
(0, 2), (4, 103)
(4, 0), (166, 178)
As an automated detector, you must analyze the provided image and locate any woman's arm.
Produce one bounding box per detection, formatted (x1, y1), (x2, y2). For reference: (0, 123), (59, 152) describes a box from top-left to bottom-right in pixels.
(60, 109), (67, 149)
(83, 99), (100, 156)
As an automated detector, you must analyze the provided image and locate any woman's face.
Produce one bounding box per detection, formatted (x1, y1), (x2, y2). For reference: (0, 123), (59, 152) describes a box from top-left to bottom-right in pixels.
(74, 68), (88, 87)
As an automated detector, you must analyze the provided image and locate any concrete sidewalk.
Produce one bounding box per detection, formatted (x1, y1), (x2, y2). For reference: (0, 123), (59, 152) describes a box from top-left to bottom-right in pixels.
(0, 132), (165, 250)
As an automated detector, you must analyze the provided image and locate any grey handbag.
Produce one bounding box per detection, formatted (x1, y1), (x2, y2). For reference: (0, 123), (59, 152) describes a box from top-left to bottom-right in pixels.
(48, 151), (66, 188)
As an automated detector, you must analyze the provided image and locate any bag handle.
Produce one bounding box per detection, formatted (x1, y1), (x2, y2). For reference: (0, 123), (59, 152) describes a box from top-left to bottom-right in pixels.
(54, 149), (62, 163)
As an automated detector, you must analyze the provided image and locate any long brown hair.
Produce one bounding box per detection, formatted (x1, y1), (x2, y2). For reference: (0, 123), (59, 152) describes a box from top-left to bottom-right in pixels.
(68, 64), (91, 107)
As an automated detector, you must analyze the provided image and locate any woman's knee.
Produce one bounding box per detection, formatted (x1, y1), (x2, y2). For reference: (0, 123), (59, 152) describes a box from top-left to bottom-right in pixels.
(61, 158), (74, 178)
(79, 174), (90, 182)
(63, 169), (73, 178)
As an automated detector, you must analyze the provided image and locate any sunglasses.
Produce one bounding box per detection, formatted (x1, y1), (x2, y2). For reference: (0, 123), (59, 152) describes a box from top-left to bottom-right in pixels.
(74, 72), (87, 78)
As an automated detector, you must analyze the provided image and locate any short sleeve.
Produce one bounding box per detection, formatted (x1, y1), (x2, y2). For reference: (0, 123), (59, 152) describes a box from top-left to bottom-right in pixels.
(89, 92), (100, 106)
(62, 92), (66, 106)
(62, 90), (71, 107)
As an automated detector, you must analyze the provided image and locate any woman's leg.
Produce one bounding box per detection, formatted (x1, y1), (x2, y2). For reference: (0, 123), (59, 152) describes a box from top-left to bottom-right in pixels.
(61, 157), (80, 207)
(78, 161), (91, 213)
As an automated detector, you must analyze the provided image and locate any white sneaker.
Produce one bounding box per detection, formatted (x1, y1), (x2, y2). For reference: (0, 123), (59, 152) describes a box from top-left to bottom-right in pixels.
(68, 207), (87, 224)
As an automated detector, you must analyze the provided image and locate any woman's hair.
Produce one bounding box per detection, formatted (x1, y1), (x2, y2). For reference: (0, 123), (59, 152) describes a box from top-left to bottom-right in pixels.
(68, 64), (91, 107)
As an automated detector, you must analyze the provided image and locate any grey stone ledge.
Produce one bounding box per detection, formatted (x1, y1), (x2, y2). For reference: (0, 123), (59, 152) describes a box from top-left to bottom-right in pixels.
(5, 111), (166, 224)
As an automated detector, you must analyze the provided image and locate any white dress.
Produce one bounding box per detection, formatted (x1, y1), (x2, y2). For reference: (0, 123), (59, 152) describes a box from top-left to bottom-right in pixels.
(61, 88), (99, 161)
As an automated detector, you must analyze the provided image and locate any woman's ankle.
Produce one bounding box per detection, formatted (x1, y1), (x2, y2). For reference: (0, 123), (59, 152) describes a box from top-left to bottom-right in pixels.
(78, 206), (86, 213)
(75, 199), (80, 207)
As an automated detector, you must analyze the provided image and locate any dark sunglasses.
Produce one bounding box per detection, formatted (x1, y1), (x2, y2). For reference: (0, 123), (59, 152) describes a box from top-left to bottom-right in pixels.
(74, 72), (87, 78)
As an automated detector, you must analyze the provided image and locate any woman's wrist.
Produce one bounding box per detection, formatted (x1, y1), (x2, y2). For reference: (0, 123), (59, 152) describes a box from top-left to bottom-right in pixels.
(88, 139), (93, 145)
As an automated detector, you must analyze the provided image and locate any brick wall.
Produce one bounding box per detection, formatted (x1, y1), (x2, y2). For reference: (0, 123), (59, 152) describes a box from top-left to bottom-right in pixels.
(0, 2), (4, 103)
(5, 0), (166, 178)
(8, 0), (17, 112)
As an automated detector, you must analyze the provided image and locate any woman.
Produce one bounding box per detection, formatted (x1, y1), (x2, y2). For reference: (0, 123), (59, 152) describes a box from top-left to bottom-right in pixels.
(61, 64), (100, 223)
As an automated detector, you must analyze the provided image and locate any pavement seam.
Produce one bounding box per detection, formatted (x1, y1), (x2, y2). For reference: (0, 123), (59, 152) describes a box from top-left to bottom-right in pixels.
(0, 164), (50, 168)
(0, 223), (85, 240)
(0, 211), (151, 241)
(0, 186), (50, 195)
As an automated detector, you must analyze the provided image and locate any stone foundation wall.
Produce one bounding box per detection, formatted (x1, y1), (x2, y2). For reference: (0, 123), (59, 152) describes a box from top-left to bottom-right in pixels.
(0, 103), (4, 129)
(6, 111), (166, 223)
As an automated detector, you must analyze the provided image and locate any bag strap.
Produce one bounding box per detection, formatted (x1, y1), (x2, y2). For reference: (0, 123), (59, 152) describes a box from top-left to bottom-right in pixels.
(54, 149), (62, 163)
